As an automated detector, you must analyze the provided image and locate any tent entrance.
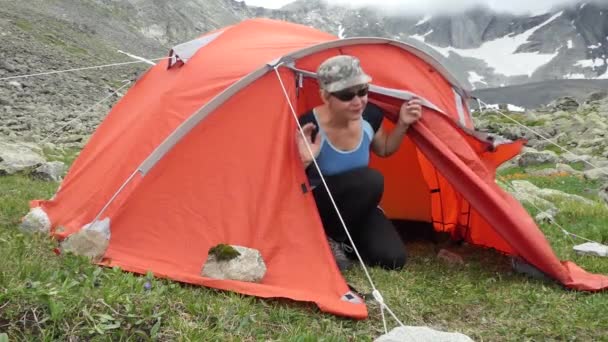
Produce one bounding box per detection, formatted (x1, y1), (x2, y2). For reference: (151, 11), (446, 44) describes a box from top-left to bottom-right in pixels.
(293, 78), (469, 243)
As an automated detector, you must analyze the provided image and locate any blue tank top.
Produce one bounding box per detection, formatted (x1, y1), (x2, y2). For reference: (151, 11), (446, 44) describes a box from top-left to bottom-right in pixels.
(298, 103), (384, 189)
(313, 110), (375, 177)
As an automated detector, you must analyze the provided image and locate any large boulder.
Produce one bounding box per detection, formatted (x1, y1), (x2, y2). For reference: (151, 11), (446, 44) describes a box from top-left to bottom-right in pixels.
(583, 168), (608, 182)
(548, 96), (580, 112)
(585, 91), (608, 104)
(518, 149), (558, 167)
(0, 140), (45, 175)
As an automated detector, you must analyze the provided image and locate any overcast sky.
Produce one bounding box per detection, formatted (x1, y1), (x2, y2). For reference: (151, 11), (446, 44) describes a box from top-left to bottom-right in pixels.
(240, 0), (589, 15)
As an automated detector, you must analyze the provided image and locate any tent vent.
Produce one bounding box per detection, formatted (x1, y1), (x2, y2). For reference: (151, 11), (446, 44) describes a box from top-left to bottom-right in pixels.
(430, 188), (440, 193)
(168, 30), (225, 68)
(453, 88), (467, 126)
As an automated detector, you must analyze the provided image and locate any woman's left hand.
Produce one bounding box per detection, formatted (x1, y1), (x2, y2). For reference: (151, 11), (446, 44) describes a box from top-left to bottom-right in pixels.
(398, 98), (423, 127)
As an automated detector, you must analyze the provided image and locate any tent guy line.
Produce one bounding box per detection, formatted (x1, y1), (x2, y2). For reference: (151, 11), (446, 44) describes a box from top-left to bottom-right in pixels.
(38, 80), (133, 145)
(0, 57), (169, 81)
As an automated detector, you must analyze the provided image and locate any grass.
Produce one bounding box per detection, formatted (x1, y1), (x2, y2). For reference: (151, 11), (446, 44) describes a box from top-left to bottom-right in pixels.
(498, 166), (603, 199)
(471, 111), (547, 127)
(1, 165), (608, 340)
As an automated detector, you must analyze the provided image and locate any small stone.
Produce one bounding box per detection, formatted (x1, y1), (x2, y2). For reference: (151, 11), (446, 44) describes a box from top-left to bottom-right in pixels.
(511, 257), (551, 281)
(201, 245), (266, 283)
(535, 211), (555, 224)
(20, 207), (51, 234)
(60, 229), (109, 262)
(573, 242), (608, 257)
(60, 219), (111, 261)
(374, 326), (474, 342)
(31, 161), (66, 182)
(437, 249), (464, 265)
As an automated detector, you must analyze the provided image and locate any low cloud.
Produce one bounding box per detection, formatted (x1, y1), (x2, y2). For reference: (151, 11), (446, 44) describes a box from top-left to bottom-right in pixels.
(243, 0), (596, 15)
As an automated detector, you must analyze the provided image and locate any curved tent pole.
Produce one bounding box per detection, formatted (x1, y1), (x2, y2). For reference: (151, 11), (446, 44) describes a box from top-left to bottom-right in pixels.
(86, 37), (469, 230)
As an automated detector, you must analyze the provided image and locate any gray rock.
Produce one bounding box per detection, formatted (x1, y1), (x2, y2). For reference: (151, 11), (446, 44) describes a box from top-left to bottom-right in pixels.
(374, 326), (474, 342)
(527, 168), (559, 177)
(599, 183), (608, 206)
(437, 249), (464, 265)
(0, 140), (45, 175)
(573, 242), (608, 257)
(555, 163), (581, 175)
(577, 138), (606, 149)
(510, 180), (594, 205)
(509, 190), (557, 212)
(534, 211), (555, 224)
(60, 219), (111, 261)
(511, 257), (552, 281)
(583, 168), (608, 181)
(19, 207), (51, 234)
(31, 161), (66, 182)
(560, 152), (592, 164)
(586, 91), (608, 104)
(518, 150), (558, 167)
(201, 245), (266, 283)
(548, 96), (579, 112)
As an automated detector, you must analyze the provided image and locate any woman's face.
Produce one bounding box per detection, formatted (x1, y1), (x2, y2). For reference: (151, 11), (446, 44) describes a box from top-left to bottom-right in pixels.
(323, 84), (369, 121)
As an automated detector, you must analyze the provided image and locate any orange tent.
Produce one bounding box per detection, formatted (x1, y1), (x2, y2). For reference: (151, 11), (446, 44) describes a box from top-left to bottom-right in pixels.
(30, 18), (608, 319)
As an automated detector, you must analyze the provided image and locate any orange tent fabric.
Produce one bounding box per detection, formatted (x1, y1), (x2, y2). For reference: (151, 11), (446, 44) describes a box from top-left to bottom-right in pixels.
(31, 18), (608, 319)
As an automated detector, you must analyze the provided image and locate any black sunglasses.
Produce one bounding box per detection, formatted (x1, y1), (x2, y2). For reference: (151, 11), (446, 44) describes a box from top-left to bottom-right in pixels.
(330, 86), (369, 102)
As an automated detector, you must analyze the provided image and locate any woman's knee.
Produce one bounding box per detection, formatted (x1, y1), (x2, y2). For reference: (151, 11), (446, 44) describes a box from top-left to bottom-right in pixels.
(366, 247), (407, 270)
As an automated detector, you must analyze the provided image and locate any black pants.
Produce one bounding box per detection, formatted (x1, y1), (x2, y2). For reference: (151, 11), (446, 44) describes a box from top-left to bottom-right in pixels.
(312, 167), (407, 270)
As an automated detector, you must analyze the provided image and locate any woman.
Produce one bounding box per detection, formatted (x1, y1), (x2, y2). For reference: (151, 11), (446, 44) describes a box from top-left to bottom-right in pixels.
(296, 55), (423, 271)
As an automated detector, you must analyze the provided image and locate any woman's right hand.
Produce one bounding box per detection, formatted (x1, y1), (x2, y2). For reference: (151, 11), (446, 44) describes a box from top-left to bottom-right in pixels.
(296, 123), (321, 167)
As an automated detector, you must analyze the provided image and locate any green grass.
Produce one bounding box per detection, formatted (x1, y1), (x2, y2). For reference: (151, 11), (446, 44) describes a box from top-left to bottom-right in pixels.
(1, 170), (608, 340)
(498, 166), (602, 199)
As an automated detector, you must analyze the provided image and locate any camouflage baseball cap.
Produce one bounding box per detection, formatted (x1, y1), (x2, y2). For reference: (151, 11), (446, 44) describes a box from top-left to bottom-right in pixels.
(316, 55), (372, 92)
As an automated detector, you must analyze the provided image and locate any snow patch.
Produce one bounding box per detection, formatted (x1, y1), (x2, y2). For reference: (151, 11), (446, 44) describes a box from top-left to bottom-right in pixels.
(485, 104), (526, 112)
(416, 15), (432, 26)
(338, 24), (345, 39)
(589, 43), (602, 49)
(564, 73), (586, 79)
(468, 71), (487, 86)
(412, 11), (563, 77)
(567, 40), (573, 49)
(410, 29), (434, 42)
(580, 3), (587, 9)
(575, 59), (605, 69)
